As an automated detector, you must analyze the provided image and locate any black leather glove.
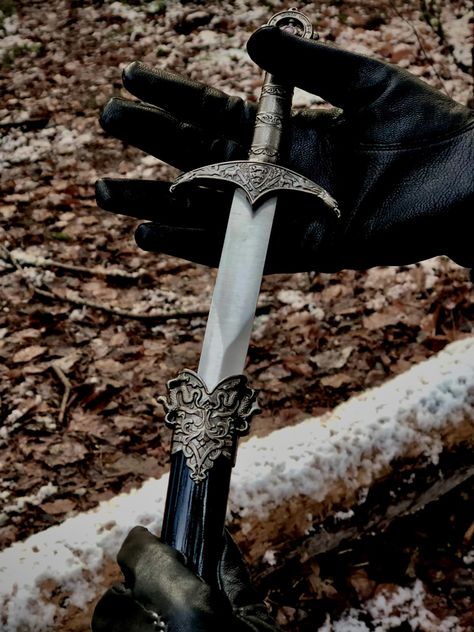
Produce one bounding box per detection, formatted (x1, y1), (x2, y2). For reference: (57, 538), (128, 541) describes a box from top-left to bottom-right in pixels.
(97, 25), (474, 273)
(91, 526), (278, 632)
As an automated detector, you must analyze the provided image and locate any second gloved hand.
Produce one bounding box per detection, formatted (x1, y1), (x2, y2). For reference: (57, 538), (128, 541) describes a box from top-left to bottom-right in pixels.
(97, 26), (474, 272)
(91, 526), (278, 632)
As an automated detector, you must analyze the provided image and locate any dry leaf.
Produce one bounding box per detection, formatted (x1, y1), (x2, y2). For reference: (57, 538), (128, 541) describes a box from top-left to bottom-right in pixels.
(348, 569), (376, 600)
(42, 440), (88, 467)
(41, 498), (76, 515)
(311, 346), (354, 371)
(95, 358), (124, 374)
(52, 351), (80, 373)
(320, 373), (353, 388)
(12, 345), (48, 363)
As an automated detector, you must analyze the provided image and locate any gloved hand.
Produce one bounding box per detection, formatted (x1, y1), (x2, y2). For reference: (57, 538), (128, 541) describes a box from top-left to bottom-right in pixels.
(91, 526), (278, 632)
(97, 25), (474, 273)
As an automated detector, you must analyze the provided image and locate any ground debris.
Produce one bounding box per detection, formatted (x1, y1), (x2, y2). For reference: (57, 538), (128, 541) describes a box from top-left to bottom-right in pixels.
(0, 0), (473, 630)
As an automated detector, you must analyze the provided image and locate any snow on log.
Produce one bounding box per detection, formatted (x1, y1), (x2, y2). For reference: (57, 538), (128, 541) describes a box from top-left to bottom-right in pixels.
(1, 337), (474, 631)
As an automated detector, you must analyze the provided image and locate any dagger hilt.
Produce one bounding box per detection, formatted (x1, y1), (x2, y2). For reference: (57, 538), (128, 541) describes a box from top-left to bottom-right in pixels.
(248, 9), (313, 164)
(170, 10), (339, 216)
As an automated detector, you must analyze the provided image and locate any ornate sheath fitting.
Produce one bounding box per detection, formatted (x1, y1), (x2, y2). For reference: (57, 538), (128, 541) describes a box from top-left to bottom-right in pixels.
(159, 370), (260, 483)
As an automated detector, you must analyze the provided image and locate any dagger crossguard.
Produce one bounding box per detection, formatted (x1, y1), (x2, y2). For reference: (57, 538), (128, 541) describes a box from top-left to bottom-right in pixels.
(170, 9), (339, 217)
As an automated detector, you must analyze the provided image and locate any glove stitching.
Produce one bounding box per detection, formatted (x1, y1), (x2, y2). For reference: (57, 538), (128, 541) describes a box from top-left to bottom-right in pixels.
(134, 596), (169, 631)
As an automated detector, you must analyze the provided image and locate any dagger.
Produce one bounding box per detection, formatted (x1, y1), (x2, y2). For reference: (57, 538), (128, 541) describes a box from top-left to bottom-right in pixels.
(159, 9), (339, 583)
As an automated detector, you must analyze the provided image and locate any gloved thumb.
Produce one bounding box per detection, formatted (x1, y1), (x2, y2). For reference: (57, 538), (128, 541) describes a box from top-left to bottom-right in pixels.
(217, 531), (261, 609)
(247, 25), (393, 111)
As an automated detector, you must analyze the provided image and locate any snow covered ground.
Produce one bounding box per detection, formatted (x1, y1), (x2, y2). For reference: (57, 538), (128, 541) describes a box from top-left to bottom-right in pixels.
(1, 336), (473, 631)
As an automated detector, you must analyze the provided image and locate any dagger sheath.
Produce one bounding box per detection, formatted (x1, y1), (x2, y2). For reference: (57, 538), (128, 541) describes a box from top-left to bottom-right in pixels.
(161, 452), (233, 580)
(159, 10), (338, 583)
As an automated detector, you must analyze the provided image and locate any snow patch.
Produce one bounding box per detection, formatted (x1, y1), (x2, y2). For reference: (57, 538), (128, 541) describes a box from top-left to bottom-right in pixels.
(320, 579), (461, 631)
(231, 336), (474, 519)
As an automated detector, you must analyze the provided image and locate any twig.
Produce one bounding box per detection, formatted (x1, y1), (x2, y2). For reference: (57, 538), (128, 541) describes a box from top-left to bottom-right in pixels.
(37, 287), (212, 320)
(51, 363), (71, 425)
(1, 245), (210, 321)
(0, 118), (50, 131)
(2, 245), (271, 321)
(5, 251), (147, 281)
(389, 0), (451, 97)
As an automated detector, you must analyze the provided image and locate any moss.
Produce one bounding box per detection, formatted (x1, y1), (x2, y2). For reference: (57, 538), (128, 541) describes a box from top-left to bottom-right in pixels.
(1, 42), (44, 68)
(116, 0), (167, 11)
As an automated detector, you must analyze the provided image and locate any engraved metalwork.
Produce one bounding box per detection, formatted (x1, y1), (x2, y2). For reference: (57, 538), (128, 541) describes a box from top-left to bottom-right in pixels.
(159, 369), (260, 483)
(171, 161), (340, 216)
(169, 9), (339, 214)
(255, 112), (283, 128)
(249, 77), (290, 164)
(260, 84), (291, 98)
(248, 147), (280, 160)
(268, 9), (314, 39)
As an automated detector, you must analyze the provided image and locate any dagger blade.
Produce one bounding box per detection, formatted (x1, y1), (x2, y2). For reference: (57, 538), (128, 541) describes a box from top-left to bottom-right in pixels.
(198, 188), (276, 391)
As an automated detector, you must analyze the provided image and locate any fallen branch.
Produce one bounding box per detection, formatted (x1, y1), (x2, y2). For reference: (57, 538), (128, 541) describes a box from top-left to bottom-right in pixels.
(33, 285), (212, 321)
(7, 250), (147, 281)
(50, 363), (72, 426)
(0, 118), (50, 131)
(1, 245), (231, 321)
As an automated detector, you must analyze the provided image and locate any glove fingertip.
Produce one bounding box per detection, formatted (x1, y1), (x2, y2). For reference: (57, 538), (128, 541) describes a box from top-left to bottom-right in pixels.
(135, 222), (161, 252)
(246, 25), (280, 66)
(95, 178), (113, 211)
(122, 61), (146, 90)
(98, 97), (123, 133)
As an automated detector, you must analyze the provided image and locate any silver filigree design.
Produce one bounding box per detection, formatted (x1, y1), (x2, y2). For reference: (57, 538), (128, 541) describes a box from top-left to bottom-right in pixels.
(268, 9), (314, 39)
(170, 161), (340, 215)
(159, 370), (260, 483)
(261, 84), (290, 98)
(255, 112), (283, 128)
(248, 146), (279, 160)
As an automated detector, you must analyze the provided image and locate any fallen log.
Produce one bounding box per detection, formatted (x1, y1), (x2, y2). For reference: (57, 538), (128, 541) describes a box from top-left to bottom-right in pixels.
(1, 336), (473, 632)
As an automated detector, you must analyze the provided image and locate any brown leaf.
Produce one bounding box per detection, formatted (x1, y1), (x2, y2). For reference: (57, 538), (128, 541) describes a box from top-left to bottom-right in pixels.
(107, 454), (158, 478)
(113, 415), (140, 432)
(320, 373), (353, 388)
(41, 498), (76, 515)
(311, 346), (353, 371)
(52, 351), (80, 373)
(283, 356), (313, 377)
(12, 345), (48, 363)
(363, 310), (401, 330)
(348, 569), (376, 600)
(42, 440), (88, 467)
(95, 358), (124, 374)
(82, 281), (118, 301)
(10, 328), (43, 343)
(68, 411), (106, 437)
(362, 305), (420, 330)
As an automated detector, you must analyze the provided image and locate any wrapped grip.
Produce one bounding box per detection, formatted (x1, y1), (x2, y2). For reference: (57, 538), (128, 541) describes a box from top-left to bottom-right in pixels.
(248, 9), (314, 164)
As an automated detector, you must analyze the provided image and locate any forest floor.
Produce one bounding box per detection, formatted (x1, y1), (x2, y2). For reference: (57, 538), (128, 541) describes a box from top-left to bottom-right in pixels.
(1, 0), (473, 630)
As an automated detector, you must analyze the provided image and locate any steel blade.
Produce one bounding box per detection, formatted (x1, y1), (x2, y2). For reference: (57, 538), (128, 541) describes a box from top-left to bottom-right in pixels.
(198, 187), (276, 390)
